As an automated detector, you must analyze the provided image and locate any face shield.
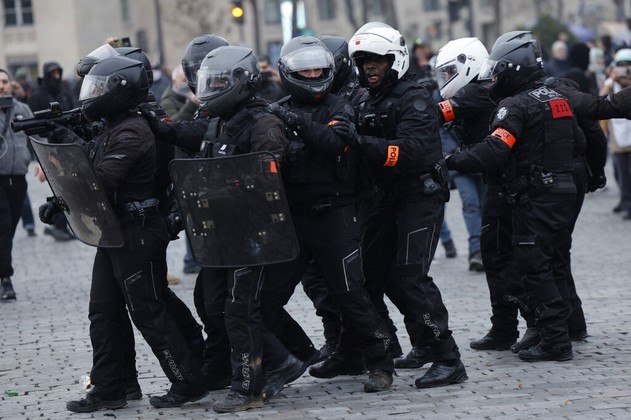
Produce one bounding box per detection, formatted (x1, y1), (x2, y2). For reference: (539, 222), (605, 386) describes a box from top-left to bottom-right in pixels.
(479, 58), (511, 82)
(87, 44), (120, 61)
(196, 69), (236, 101)
(79, 75), (116, 101)
(282, 47), (333, 74)
(435, 61), (459, 91)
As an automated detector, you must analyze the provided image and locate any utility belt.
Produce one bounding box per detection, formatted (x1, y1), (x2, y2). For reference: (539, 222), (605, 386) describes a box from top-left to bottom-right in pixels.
(499, 169), (575, 205)
(118, 198), (160, 224)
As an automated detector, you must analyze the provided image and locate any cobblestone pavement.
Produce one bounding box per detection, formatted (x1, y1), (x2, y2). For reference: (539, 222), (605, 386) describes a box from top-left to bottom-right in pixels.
(1, 163), (631, 420)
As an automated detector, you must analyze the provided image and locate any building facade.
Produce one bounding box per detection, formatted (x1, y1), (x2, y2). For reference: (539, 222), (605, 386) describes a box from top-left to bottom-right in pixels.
(1, 0), (629, 86)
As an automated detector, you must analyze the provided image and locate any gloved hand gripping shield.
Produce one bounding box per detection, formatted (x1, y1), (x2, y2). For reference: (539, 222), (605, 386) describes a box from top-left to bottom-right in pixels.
(29, 137), (124, 247)
(169, 152), (299, 267)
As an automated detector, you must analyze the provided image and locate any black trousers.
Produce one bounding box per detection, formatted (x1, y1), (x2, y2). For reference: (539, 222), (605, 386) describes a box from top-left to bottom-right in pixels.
(512, 187), (576, 351)
(108, 285), (205, 388)
(89, 214), (203, 400)
(222, 266), (289, 396)
(361, 184), (460, 362)
(193, 268), (232, 385)
(300, 260), (342, 345)
(480, 185), (534, 339)
(0, 175), (26, 278)
(554, 164), (587, 334)
(264, 205), (393, 372)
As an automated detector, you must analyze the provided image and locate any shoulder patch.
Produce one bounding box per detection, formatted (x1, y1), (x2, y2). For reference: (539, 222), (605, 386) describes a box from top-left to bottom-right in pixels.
(496, 107), (508, 120)
(414, 99), (427, 112)
(267, 127), (280, 142)
(453, 87), (466, 98)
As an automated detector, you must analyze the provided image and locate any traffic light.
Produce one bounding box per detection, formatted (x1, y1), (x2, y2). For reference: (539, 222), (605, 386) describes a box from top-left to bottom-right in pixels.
(231, 0), (244, 24)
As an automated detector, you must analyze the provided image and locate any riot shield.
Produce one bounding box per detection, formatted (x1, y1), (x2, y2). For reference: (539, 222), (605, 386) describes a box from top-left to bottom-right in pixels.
(29, 137), (124, 247)
(170, 152), (298, 267)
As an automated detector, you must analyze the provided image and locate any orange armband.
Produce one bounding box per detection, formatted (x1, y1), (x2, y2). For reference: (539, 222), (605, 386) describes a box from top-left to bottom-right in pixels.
(384, 145), (400, 167)
(491, 127), (517, 148)
(438, 100), (455, 122)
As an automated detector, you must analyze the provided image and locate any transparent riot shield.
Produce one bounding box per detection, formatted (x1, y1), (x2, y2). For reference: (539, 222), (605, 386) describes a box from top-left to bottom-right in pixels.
(29, 137), (124, 247)
(170, 152), (298, 267)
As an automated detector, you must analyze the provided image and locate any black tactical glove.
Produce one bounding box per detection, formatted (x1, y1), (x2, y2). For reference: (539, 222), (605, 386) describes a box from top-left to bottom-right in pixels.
(268, 102), (305, 131)
(165, 212), (185, 240)
(39, 196), (63, 225)
(331, 116), (360, 146)
(45, 123), (79, 144)
(586, 173), (607, 193)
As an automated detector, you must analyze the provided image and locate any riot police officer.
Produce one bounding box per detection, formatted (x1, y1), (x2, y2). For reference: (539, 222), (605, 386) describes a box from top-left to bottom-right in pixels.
(348, 22), (467, 388)
(147, 45), (306, 413)
(446, 38), (580, 362)
(144, 34), (238, 392)
(72, 43), (205, 403)
(261, 35), (396, 393)
(434, 37), (535, 353)
(40, 56), (208, 411)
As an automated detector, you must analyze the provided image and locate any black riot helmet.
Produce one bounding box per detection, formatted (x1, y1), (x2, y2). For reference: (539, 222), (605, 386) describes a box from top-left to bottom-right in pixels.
(76, 44), (119, 78)
(115, 47), (154, 86)
(79, 56), (148, 122)
(278, 36), (335, 103)
(319, 35), (353, 94)
(492, 30), (542, 57)
(479, 39), (544, 101)
(196, 46), (261, 118)
(181, 34), (229, 93)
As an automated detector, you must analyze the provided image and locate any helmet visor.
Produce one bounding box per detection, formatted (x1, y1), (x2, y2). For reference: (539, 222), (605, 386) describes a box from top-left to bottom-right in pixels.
(282, 47), (333, 73)
(196, 69), (236, 101)
(183, 59), (202, 86)
(479, 58), (508, 81)
(436, 62), (458, 90)
(87, 44), (120, 61)
(79, 75), (114, 101)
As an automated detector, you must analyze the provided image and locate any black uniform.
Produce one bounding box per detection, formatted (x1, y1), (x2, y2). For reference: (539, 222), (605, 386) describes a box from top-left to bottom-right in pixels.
(156, 98), (294, 395)
(82, 113), (205, 400)
(111, 95), (204, 396)
(357, 78), (462, 364)
(262, 93), (395, 376)
(438, 81), (533, 344)
(448, 82), (580, 356)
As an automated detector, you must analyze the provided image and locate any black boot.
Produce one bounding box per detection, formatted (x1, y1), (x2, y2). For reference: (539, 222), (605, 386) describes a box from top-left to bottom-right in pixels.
(66, 391), (126, 413)
(309, 354), (366, 379)
(414, 360), (468, 389)
(261, 354), (307, 401)
(364, 369), (393, 392)
(148, 388), (208, 408)
(470, 329), (516, 351)
(0, 277), (16, 300)
(518, 343), (573, 362)
(510, 327), (541, 353)
(443, 239), (457, 258)
(394, 346), (432, 369)
(317, 338), (338, 362)
(212, 390), (263, 413)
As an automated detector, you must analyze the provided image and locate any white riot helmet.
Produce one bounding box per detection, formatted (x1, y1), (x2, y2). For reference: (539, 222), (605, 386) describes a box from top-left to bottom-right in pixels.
(435, 37), (488, 99)
(348, 22), (409, 89)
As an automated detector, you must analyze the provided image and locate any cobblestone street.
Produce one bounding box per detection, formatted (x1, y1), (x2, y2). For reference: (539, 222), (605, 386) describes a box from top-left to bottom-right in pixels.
(1, 164), (631, 419)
